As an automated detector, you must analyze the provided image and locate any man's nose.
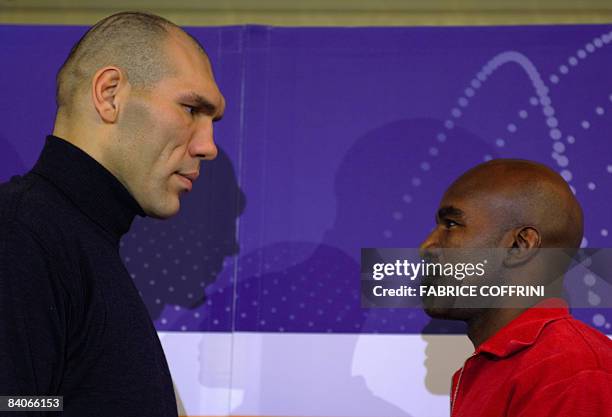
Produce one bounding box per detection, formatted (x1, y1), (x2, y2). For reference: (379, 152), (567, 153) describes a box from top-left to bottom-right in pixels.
(419, 228), (441, 260)
(189, 121), (218, 160)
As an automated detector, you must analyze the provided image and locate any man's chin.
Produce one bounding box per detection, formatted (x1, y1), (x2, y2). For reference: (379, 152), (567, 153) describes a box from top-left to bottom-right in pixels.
(422, 295), (465, 320)
(423, 301), (476, 322)
(144, 201), (181, 219)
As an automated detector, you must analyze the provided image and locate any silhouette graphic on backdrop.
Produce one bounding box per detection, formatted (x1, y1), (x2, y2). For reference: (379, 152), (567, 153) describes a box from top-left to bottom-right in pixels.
(194, 119), (495, 416)
(228, 119), (497, 334)
(421, 319), (470, 395)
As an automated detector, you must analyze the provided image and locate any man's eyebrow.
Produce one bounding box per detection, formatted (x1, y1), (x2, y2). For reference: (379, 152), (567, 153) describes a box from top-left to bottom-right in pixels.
(180, 92), (224, 121)
(437, 206), (465, 221)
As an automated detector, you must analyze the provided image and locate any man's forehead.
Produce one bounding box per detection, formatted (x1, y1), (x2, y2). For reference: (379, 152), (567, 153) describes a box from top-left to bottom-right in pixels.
(440, 181), (519, 224)
(437, 204), (465, 218)
(163, 69), (223, 105)
(443, 168), (507, 201)
(217, 94), (226, 116)
(439, 183), (495, 216)
(161, 35), (225, 114)
(164, 30), (215, 80)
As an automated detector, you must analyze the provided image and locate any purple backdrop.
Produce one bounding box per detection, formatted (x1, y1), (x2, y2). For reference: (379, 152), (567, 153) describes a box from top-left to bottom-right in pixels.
(1, 24), (611, 334)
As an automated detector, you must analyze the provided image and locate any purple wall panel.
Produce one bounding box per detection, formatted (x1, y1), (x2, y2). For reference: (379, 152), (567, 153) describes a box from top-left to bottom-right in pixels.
(1, 24), (611, 334)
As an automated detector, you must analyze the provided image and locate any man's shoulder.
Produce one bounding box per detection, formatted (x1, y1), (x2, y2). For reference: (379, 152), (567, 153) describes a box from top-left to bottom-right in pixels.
(545, 315), (612, 366)
(504, 316), (612, 412)
(0, 172), (73, 243)
(490, 313), (612, 407)
(521, 314), (612, 374)
(0, 174), (32, 222)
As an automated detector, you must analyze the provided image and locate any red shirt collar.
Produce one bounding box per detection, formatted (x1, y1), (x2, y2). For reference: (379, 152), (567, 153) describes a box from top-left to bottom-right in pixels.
(476, 298), (571, 358)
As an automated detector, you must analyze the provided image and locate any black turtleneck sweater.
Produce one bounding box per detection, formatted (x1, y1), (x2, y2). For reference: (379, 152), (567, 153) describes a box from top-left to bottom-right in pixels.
(0, 136), (178, 417)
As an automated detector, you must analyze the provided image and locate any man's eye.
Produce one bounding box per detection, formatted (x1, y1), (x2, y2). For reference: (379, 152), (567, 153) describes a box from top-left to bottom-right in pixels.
(444, 219), (458, 229)
(183, 105), (197, 116)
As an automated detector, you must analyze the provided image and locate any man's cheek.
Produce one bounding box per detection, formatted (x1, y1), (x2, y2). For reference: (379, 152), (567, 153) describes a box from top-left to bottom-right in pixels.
(441, 233), (460, 247)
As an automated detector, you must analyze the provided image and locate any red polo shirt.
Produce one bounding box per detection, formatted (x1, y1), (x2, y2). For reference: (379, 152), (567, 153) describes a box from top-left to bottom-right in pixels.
(450, 299), (612, 417)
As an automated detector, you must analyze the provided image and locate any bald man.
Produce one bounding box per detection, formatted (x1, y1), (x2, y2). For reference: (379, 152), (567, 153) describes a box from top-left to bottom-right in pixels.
(0, 12), (223, 416)
(420, 159), (612, 417)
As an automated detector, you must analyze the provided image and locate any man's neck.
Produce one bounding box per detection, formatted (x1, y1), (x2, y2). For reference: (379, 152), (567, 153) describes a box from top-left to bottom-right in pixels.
(466, 307), (527, 348)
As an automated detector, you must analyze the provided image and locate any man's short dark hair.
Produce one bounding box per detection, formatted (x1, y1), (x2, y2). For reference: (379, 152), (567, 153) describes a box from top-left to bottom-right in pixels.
(56, 11), (204, 112)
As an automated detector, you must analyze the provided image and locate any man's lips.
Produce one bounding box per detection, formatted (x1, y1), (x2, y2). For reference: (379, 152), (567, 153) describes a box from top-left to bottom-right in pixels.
(175, 171), (199, 191)
(179, 171), (200, 182)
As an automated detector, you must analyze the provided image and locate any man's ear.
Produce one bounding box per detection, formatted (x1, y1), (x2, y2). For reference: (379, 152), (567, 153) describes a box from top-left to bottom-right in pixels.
(91, 66), (125, 123)
(503, 226), (541, 267)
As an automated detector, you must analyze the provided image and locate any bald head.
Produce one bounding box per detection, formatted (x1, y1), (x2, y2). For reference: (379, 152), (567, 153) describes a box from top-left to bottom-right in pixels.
(447, 159), (583, 249)
(56, 11), (207, 114)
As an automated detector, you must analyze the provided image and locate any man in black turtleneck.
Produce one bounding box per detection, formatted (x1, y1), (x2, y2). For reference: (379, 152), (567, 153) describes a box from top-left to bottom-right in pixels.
(0, 12), (224, 417)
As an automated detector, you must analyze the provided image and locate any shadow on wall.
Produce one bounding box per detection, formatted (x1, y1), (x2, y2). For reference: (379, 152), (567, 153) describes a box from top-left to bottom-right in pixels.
(226, 118), (497, 333)
(421, 319), (470, 395)
(0, 136), (26, 182)
(195, 118), (494, 416)
(120, 146), (246, 320)
(339, 118), (488, 405)
(198, 243), (412, 417)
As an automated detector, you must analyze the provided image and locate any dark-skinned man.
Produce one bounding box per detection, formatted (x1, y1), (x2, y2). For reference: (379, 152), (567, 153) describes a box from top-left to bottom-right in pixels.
(420, 159), (612, 417)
